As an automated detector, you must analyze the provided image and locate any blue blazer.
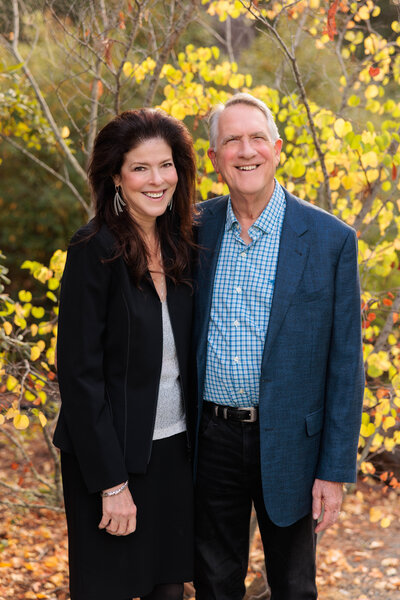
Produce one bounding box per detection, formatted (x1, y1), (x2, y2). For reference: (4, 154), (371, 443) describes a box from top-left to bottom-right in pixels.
(193, 189), (364, 527)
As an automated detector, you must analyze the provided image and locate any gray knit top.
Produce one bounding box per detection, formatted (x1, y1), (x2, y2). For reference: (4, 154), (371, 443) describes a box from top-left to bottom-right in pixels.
(152, 300), (186, 440)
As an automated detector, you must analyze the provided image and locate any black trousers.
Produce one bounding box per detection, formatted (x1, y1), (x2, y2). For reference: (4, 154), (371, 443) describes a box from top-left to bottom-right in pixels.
(194, 411), (318, 600)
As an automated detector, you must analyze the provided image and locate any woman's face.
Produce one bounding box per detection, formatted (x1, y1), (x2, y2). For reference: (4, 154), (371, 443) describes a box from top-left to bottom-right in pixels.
(114, 137), (178, 229)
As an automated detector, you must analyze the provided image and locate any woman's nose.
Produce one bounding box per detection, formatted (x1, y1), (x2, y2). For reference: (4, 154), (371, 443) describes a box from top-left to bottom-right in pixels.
(149, 169), (164, 185)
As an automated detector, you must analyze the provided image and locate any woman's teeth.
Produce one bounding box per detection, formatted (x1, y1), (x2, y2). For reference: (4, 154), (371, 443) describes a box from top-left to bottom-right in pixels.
(145, 191), (164, 198)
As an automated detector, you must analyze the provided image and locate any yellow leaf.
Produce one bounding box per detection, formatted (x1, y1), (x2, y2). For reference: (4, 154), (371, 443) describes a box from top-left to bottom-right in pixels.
(13, 413), (29, 430)
(6, 375), (18, 391)
(360, 422), (375, 437)
(48, 278), (59, 291)
(38, 411), (47, 427)
(170, 104), (187, 120)
(6, 407), (18, 420)
(122, 61), (133, 77)
(24, 390), (36, 402)
(0, 414), (5, 425)
(3, 321), (12, 335)
(37, 390), (47, 404)
(44, 556), (59, 569)
(365, 84), (379, 99)
(370, 507), (383, 523)
(14, 315), (27, 329)
(334, 118), (352, 138)
(61, 126), (70, 138)
(31, 306), (45, 319)
(380, 517), (392, 528)
(46, 291), (58, 303)
(383, 416), (396, 431)
(30, 346), (41, 361)
(18, 290), (32, 302)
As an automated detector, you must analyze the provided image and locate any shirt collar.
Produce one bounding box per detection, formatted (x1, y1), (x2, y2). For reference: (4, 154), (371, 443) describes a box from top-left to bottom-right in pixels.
(225, 179), (286, 234)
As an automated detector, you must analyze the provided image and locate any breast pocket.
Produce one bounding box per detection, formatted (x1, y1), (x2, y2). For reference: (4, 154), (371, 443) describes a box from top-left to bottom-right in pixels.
(290, 287), (329, 306)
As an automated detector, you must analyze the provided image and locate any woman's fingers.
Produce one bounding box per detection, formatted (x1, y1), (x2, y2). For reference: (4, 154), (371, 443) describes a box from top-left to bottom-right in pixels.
(98, 487), (137, 536)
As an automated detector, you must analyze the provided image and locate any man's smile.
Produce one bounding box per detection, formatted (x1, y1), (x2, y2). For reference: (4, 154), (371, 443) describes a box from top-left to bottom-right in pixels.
(236, 164), (259, 171)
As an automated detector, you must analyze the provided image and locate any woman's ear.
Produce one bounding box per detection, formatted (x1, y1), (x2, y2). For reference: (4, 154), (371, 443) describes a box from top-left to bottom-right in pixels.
(113, 174), (121, 187)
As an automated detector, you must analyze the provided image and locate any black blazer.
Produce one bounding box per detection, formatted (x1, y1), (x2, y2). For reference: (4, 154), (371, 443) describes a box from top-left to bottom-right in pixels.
(53, 222), (194, 494)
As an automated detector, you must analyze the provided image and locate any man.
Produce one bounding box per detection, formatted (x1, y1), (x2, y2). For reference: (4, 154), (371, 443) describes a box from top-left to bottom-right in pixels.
(193, 93), (364, 600)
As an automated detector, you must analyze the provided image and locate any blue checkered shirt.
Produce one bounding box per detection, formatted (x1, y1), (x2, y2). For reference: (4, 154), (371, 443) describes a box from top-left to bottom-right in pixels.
(203, 181), (286, 407)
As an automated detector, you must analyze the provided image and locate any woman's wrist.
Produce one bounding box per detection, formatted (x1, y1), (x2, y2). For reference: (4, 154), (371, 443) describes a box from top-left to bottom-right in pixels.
(101, 480), (129, 497)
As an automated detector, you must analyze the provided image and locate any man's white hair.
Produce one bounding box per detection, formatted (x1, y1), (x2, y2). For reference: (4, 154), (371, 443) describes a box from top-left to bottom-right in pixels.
(208, 92), (280, 149)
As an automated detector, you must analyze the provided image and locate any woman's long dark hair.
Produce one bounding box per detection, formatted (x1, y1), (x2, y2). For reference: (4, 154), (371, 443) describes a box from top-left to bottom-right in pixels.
(88, 109), (197, 285)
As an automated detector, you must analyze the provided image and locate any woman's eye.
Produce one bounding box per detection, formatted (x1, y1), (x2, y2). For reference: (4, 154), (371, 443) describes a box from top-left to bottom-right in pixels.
(133, 166), (145, 171)
(162, 162), (173, 168)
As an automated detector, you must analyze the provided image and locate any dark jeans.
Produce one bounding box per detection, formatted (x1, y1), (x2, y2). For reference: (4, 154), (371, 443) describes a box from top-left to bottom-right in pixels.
(194, 411), (317, 600)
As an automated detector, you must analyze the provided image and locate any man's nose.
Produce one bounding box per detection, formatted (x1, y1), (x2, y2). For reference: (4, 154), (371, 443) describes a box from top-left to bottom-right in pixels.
(238, 138), (256, 158)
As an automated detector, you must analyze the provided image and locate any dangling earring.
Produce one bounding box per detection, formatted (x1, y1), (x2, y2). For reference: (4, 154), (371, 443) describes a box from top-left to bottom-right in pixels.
(114, 185), (126, 215)
(168, 197), (173, 211)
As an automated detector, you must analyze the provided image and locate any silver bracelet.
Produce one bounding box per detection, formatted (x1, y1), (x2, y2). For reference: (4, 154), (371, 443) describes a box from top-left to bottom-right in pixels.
(101, 480), (128, 498)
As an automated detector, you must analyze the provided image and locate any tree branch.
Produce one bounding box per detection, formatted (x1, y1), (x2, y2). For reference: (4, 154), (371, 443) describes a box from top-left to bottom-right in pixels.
(371, 292), (400, 354)
(143, 0), (201, 108)
(240, 1), (332, 211)
(5, 0), (87, 182)
(0, 135), (90, 214)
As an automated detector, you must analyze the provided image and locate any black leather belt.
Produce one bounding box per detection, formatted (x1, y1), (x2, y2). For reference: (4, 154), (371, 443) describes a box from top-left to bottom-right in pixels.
(204, 401), (258, 423)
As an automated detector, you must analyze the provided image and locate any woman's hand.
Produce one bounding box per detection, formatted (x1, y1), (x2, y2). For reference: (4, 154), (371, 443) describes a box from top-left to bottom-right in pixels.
(98, 484), (137, 536)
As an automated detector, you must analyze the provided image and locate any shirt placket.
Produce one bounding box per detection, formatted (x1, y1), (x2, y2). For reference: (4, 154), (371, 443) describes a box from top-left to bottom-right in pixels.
(230, 228), (249, 405)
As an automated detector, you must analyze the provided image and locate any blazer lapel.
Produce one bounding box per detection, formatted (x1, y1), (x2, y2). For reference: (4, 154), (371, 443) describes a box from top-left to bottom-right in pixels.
(261, 193), (309, 368)
(195, 196), (228, 398)
(195, 196), (228, 324)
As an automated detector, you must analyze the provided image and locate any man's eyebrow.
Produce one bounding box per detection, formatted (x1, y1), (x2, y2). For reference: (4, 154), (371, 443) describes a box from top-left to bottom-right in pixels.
(221, 131), (268, 144)
(222, 134), (241, 144)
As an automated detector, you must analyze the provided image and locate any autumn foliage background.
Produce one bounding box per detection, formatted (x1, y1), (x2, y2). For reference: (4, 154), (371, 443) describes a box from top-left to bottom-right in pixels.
(0, 1), (400, 598)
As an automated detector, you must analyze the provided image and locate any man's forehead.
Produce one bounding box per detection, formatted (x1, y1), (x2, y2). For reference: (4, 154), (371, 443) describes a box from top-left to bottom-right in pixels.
(218, 104), (270, 137)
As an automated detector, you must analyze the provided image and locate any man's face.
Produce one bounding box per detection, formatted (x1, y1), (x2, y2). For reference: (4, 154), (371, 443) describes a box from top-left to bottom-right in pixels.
(208, 104), (282, 205)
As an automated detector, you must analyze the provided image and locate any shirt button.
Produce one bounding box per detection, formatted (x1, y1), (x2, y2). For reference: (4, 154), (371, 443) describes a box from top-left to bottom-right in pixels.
(234, 320), (239, 327)
(233, 356), (239, 363)
(235, 286), (242, 294)
(238, 388), (245, 394)
(240, 252), (246, 258)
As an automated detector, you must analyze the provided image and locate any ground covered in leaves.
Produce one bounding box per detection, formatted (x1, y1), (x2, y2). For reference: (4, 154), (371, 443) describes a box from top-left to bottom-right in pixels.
(0, 431), (399, 600)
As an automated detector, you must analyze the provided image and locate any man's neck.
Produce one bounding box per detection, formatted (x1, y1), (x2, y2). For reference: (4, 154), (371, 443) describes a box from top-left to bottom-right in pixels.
(230, 183), (276, 244)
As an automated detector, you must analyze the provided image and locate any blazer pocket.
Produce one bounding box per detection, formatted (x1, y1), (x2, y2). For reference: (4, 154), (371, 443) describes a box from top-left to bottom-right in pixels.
(290, 288), (328, 305)
(305, 407), (324, 437)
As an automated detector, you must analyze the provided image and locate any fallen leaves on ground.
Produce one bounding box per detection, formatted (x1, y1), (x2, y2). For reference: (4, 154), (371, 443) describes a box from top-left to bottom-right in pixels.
(0, 432), (399, 600)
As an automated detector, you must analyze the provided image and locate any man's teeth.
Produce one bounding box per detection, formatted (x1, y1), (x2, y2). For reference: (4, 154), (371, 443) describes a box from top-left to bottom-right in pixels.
(238, 165), (257, 171)
(145, 192), (164, 198)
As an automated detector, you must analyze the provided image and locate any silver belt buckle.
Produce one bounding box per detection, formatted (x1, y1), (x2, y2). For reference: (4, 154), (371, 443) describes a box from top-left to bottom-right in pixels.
(243, 407), (258, 422)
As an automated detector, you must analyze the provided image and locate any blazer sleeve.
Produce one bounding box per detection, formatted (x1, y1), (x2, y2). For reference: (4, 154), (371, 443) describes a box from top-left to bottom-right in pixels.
(316, 228), (365, 483)
(57, 234), (129, 493)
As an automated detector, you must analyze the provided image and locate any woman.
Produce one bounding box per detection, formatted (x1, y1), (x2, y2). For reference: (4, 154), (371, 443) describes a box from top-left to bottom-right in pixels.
(53, 109), (197, 600)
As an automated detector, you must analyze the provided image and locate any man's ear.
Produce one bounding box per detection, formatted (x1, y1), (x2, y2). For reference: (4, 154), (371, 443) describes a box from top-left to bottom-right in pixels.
(207, 148), (219, 173)
(274, 139), (283, 165)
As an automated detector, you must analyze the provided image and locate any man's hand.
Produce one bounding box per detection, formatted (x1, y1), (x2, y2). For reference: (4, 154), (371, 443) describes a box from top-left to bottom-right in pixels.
(98, 484), (137, 536)
(312, 478), (343, 533)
